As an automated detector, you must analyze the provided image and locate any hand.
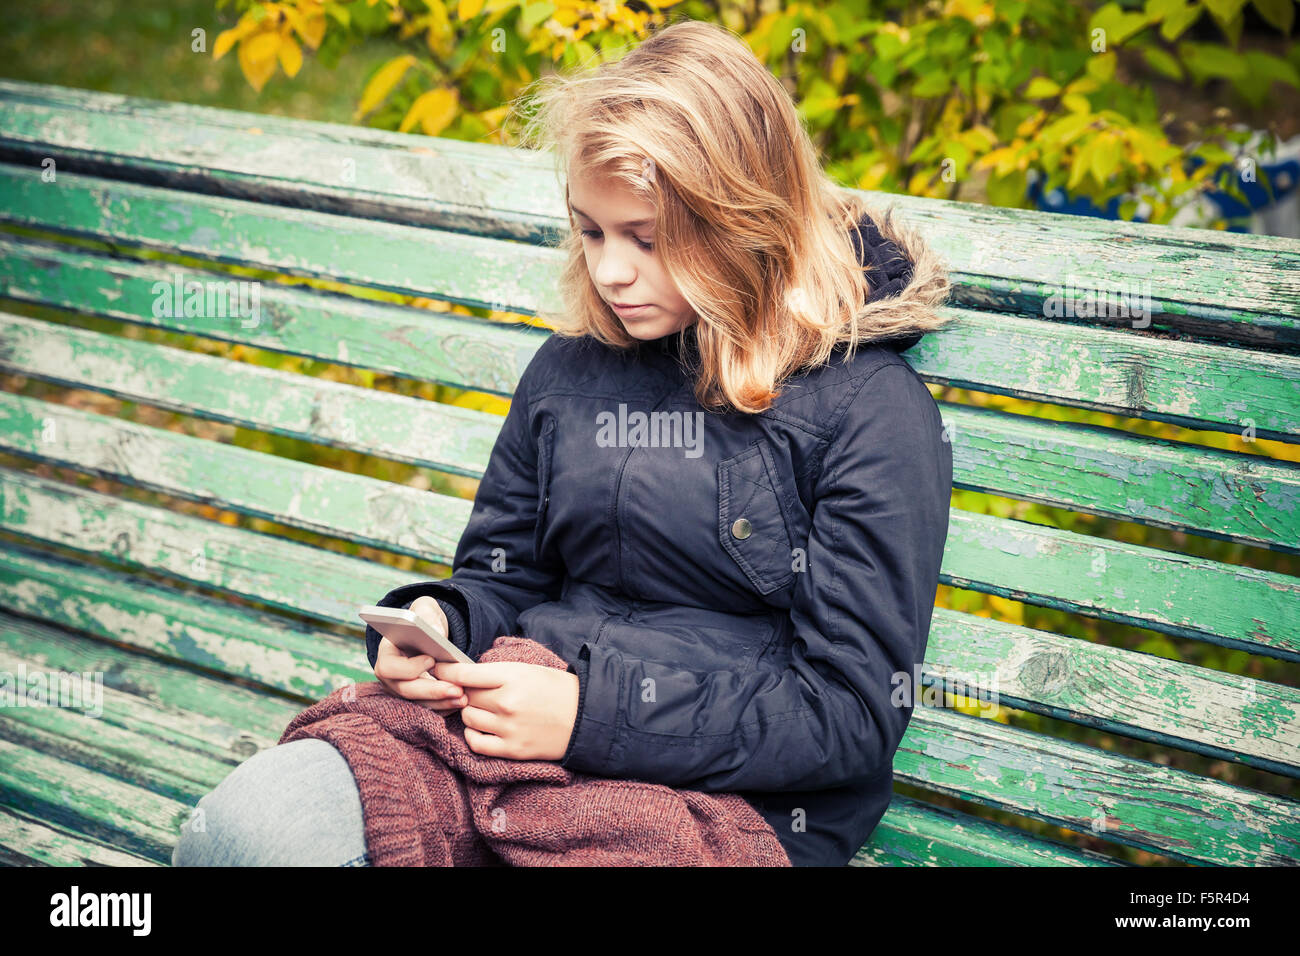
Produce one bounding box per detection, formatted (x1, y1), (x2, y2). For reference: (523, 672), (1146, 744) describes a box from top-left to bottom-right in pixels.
(371, 596), (467, 714)
(431, 660), (579, 761)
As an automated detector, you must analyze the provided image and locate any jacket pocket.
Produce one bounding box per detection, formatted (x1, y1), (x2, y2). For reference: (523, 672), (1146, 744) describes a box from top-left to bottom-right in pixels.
(533, 416), (556, 563)
(717, 441), (796, 596)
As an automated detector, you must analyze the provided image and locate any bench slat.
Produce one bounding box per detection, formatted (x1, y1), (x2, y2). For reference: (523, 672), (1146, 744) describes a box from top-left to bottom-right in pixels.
(943, 512), (1299, 662)
(9, 365), (1298, 560)
(0, 639), (285, 795)
(0, 807), (160, 866)
(855, 795), (1124, 866)
(0, 310), (502, 478)
(947, 402), (1300, 553)
(0, 522), (371, 701)
(896, 706), (1300, 866)
(0, 613), (302, 755)
(6, 238), (1300, 440)
(926, 608), (1300, 776)
(0, 237), (545, 397)
(4, 80), (1297, 345)
(0, 738), (185, 864)
(12, 558), (1274, 866)
(0, 162), (562, 318)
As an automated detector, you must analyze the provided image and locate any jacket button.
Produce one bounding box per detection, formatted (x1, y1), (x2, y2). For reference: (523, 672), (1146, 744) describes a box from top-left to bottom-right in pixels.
(731, 518), (752, 539)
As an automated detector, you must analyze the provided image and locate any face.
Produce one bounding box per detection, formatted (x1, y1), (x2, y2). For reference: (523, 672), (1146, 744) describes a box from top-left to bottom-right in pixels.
(567, 163), (697, 341)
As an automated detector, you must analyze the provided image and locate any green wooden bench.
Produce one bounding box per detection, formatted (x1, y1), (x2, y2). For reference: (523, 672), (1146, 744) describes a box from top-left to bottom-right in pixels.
(0, 78), (1296, 868)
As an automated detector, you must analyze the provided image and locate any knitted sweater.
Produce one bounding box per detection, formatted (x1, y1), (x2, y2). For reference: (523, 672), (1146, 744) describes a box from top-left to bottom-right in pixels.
(278, 634), (791, 866)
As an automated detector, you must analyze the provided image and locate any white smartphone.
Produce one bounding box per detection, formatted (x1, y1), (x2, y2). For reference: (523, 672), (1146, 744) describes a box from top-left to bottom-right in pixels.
(359, 605), (474, 666)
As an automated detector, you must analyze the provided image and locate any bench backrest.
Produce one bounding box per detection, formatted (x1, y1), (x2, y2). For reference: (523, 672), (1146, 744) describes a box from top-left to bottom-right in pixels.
(0, 79), (1296, 866)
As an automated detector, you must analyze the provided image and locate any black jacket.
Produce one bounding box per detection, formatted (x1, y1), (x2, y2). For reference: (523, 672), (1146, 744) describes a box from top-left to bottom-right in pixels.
(365, 210), (952, 866)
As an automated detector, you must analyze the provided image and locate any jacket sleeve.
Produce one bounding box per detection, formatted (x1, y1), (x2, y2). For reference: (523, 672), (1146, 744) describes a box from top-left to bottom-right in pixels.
(364, 342), (565, 669)
(558, 362), (952, 792)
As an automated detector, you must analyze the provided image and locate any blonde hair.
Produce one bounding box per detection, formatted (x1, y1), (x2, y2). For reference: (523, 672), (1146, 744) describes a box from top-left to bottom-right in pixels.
(511, 18), (953, 414)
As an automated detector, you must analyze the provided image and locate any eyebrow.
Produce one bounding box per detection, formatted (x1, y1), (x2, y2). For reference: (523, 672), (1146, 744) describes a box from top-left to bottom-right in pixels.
(569, 204), (655, 229)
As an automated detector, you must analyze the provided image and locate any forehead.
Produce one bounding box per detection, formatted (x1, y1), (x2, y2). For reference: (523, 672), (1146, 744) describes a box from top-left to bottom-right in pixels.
(567, 166), (656, 226)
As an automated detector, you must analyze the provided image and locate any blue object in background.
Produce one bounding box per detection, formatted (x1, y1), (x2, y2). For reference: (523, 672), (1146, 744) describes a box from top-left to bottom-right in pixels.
(1024, 131), (1300, 236)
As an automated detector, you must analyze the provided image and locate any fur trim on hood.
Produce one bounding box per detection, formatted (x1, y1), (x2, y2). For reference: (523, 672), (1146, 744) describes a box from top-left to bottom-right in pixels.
(848, 203), (953, 352)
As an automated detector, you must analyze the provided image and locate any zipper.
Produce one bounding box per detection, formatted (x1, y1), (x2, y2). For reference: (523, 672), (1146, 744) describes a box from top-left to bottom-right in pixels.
(613, 387), (679, 596)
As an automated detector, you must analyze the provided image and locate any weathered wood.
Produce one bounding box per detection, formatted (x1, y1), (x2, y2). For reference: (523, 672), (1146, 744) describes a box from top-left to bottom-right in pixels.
(0, 807), (161, 866)
(5, 388), (1298, 653)
(0, 311), (505, 477)
(895, 706), (1300, 866)
(0, 162), (563, 320)
(0, 526), (371, 700)
(3, 79), (1297, 345)
(5, 484), (1295, 779)
(0, 738), (187, 863)
(0, 237), (546, 397)
(5, 239), (1299, 440)
(1, 78), (1296, 867)
(925, 608), (1300, 776)
(854, 795), (1125, 866)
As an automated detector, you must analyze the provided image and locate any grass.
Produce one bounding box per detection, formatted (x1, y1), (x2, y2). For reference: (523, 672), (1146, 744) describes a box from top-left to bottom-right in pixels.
(0, 0), (404, 122)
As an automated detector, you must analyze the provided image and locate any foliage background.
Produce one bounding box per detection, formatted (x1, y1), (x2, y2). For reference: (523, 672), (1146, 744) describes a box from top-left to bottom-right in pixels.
(1, 0), (1297, 864)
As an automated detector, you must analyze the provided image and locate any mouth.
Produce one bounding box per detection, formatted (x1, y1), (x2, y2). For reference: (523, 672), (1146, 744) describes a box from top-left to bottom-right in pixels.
(611, 302), (653, 317)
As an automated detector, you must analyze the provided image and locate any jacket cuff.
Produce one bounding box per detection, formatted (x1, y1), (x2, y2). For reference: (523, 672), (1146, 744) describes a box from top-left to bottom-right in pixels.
(558, 643), (622, 775)
(363, 581), (477, 670)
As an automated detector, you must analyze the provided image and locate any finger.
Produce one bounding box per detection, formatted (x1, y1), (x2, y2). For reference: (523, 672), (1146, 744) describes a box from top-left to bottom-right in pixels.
(463, 726), (510, 757)
(431, 661), (509, 688)
(385, 675), (464, 702)
(416, 695), (467, 712)
(459, 704), (507, 736)
(374, 644), (437, 681)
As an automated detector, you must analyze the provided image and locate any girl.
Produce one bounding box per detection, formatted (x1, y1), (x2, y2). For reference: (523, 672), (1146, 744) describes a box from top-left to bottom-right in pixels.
(173, 17), (954, 868)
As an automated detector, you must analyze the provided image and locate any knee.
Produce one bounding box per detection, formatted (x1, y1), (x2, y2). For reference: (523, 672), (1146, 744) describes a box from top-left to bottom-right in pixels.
(171, 738), (366, 867)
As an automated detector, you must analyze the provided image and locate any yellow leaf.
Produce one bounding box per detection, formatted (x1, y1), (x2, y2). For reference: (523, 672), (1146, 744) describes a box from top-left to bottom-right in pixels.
(238, 33), (280, 91)
(400, 87), (459, 135)
(458, 0), (487, 18)
(278, 34), (303, 77)
(355, 54), (418, 119)
(244, 30), (281, 64)
(213, 19), (257, 61)
(1023, 76), (1060, 99)
(283, 5), (327, 49)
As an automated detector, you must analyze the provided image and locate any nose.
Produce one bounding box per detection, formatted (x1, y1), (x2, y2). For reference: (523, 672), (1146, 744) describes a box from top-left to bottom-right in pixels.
(592, 240), (637, 290)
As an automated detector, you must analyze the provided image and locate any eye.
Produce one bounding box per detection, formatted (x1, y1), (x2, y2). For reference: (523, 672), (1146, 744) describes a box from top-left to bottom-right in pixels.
(579, 229), (653, 252)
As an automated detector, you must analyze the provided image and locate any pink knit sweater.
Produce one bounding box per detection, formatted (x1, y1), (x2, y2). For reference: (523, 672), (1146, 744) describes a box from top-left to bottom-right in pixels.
(278, 635), (791, 866)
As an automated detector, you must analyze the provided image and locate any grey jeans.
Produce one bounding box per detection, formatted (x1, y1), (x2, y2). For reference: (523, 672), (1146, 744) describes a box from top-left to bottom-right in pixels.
(171, 737), (371, 866)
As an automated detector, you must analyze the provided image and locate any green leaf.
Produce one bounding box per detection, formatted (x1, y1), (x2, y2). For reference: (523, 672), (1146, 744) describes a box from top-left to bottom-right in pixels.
(1180, 41), (1249, 79)
(1068, 138), (1098, 190)
(1203, 0), (1248, 21)
(1090, 2), (1152, 46)
(1087, 51), (1118, 82)
(1024, 76), (1061, 98)
(1141, 45), (1185, 79)
(1252, 0), (1295, 33)
(1155, 0), (1202, 40)
(1091, 134), (1122, 185)
(519, 1), (557, 33)
(913, 70), (952, 97)
(1243, 49), (1300, 87)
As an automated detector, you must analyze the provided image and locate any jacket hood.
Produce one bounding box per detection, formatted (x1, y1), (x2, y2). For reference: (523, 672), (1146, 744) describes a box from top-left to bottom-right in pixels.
(848, 204), (951, 352)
